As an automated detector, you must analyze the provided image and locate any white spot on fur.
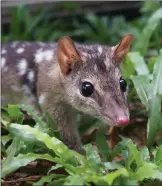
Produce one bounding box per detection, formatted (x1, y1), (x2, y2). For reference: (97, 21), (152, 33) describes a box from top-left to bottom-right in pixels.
(34, 49), (43, 63)
(2, 49), (7, 54)
(35, 49), (53, 64)
(98, 46), (103, 54)
(1, 58), (6, 68)
(16, 48), (24, 54)
(44, 50), (53, 61)
(17, 59), (28, 76)
(38, 94), (46, 104)
(27, 71), (35, 82)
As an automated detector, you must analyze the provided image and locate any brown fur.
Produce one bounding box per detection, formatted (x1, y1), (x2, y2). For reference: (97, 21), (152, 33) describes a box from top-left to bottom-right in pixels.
(1, 35), (133, 153)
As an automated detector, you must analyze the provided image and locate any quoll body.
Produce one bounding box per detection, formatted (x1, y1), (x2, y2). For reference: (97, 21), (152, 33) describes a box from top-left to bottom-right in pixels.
(1, 35), (133, 153)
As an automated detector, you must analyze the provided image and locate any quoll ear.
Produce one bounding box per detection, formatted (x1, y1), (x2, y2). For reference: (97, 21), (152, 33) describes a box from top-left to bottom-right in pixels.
(113, 34), (133, 63)
(57, 36), (82, 75)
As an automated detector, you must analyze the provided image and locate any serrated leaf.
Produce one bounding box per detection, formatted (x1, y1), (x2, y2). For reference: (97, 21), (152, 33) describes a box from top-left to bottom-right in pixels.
(104, 162), (123, 171)
(5, 137), (21, 164)
(18, 104), (48, 130)
(119, 136), (143, 167)
(85, 144), (101, 165)
(48, 178), (66, 186)
(8, 124), (78, 166)
(132, 162), (158, 181)
(47, 164), (63, 174)
(9, 123), (40, 144)
(84, 144), (104, 173)
(33, 174), (56, 186)
(64, 175), (84, 185)
(104, 168), (129, 185)
(2, 153), (56, 178)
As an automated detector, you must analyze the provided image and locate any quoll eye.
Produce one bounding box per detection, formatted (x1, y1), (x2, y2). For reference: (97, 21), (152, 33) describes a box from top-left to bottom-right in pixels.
(120, 77), (127, 92)
(81, 82), (94, 97)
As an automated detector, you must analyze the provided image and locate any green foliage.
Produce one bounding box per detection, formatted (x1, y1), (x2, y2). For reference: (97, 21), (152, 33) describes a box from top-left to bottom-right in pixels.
(130, 50), (162, 148)
(133, 7), (162, 55)
(1, 109), (162, 185)
(1, 107), (162, 185)
(1, 1), (162, 185)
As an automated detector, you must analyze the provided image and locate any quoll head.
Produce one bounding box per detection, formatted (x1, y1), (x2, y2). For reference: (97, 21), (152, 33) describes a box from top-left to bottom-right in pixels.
(56, 35), (133, 126)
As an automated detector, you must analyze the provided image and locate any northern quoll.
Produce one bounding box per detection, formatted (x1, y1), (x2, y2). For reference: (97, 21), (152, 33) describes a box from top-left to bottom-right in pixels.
(1, 34), (133, 153)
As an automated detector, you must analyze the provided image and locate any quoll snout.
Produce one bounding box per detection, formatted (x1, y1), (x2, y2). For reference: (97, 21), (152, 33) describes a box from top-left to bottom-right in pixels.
(116, 116), (129, 126)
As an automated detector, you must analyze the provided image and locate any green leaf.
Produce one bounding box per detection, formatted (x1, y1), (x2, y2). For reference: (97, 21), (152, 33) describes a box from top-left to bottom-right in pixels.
(64, 175), (84, 185)
(84, 144), (104, 173)
(111, 141), (124, 159)
(47, 164), (63, 174)
(133, 8), (162, 55)
(9, 123), (40, 144)
(131, 75), (150, 110)
(9, 124), (78, 166)
(152, 170), (162, 181)
(1, 109), (10, 123)
(104, 168), (129, 185)
(150, 49), (162, 97)
(120, 136), (143, 167)
(44, 110), (61, 139)
(8, 104), (22, 118)
(48, 178), (66, 186)
(104, 162), (123, 171)
(1, 135), (12, 146)
(96, 127), (110, 161)
(155, 145), (162, 164)
(18, 104), (49, 131)
(2, 153), (55, 178)
(5, 137), (21, 165)
(33, 174), (56, 186)
(121, 56), (135, 78)
(147, 95), (161, 148)
(128, 52), (149, 75)
(132, 162), (158, 181)
(140, 146), (150, 161)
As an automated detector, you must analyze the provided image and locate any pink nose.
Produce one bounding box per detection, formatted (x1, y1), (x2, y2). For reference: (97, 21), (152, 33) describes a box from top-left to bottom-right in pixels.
(116, 116), (129, 126)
